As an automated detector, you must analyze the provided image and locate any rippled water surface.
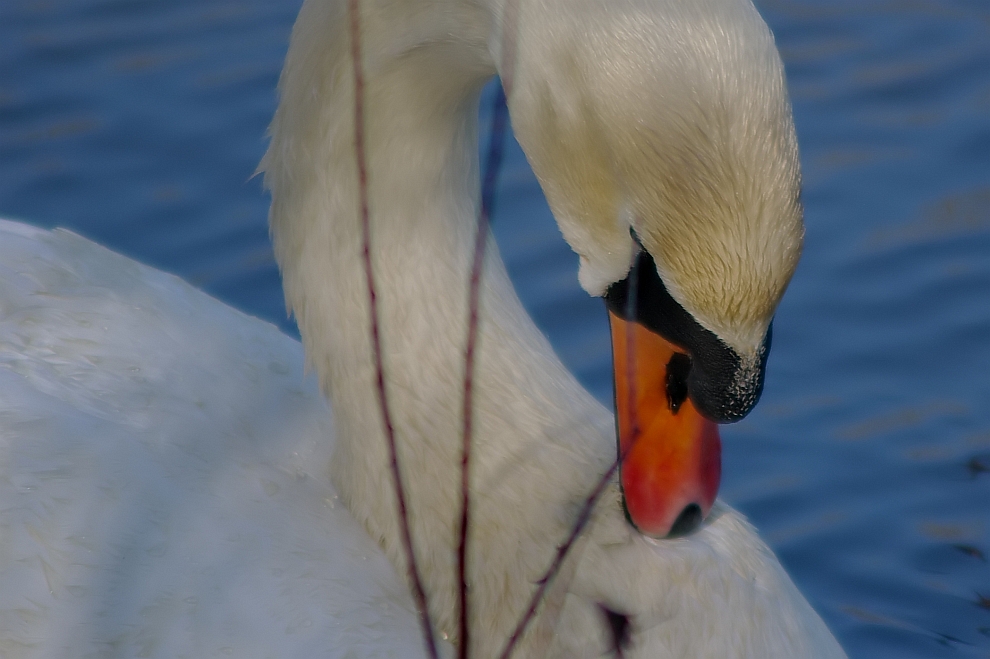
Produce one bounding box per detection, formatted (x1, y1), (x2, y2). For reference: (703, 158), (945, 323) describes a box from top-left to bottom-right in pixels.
(2, 0), (989, 656)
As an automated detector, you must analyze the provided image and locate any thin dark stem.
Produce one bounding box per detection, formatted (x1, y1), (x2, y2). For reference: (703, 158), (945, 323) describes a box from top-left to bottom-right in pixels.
(497, 432), (648, 659)
(624, 252), (641, 443)
(458, 82), (510, 659)
(497, 458), (621, 659)
(498, 259), (643, 659)
(347, 1), (438, 657)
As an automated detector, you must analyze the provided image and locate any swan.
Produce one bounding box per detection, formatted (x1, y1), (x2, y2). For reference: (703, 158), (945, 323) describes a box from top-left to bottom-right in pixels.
(0, 0), (848, 657)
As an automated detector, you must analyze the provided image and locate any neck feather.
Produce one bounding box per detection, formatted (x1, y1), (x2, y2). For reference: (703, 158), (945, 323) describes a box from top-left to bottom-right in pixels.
(263, 0), (612, 652)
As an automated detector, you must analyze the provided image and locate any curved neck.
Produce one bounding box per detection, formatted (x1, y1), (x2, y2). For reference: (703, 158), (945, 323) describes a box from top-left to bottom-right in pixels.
(267, 0), (506, 416)
(263, 0), (611, 654)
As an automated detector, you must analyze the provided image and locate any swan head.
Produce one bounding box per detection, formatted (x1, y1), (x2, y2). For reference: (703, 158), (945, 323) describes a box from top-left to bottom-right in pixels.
(505, 0), (802, 535)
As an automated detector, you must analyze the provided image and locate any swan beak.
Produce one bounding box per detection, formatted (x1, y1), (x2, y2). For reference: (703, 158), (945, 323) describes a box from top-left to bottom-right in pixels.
(609, 311), (721, 538)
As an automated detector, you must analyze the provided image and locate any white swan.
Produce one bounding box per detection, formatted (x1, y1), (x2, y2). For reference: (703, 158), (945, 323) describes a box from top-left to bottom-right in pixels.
(0, 0), (847, 657)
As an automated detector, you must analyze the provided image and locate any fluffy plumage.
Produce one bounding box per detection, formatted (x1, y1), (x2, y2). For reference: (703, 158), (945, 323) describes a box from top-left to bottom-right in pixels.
(260, 0), (840, 655)
(0, 0), (843, 655)
(0, 221), (426, 658)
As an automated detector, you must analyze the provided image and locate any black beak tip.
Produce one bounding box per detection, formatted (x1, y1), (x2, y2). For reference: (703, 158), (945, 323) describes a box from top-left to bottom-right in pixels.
(666, 503), (704, 538)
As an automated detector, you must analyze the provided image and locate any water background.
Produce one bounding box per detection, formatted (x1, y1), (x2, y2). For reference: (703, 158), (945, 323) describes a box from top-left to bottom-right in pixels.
(2, 0), (989, 656)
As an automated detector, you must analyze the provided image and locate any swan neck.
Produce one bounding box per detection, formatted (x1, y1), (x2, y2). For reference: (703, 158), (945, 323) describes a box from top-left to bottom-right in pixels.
(263, 2), (609, 652)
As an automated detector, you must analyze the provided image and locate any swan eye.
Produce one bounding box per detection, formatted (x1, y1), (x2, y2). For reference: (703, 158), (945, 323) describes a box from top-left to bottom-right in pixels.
(599, 605), (632, 657)
(665, 352), (691, 413)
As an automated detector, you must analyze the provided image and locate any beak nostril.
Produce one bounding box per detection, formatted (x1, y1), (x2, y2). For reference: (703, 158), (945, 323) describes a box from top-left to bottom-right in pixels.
(665, 353), (691, 414)
(667, 503), (703, 538)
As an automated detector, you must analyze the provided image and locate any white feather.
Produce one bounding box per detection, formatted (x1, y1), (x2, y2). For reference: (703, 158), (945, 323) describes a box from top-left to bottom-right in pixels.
(0, 0), (844, 655)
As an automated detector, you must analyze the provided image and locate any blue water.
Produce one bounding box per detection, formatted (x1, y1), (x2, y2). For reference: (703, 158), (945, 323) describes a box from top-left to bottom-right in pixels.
(2, 0), (989, 656)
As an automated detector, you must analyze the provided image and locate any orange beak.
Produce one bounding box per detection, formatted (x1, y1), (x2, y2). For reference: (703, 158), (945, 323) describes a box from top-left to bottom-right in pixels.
(609, 311), (721, 537)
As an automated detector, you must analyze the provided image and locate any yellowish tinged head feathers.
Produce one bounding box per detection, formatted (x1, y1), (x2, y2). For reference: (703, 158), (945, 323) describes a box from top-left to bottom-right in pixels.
(508, 0), (803, 356)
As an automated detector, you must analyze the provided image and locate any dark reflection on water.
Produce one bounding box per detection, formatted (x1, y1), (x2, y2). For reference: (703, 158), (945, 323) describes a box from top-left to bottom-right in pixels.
(1, 0), (989, 656)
